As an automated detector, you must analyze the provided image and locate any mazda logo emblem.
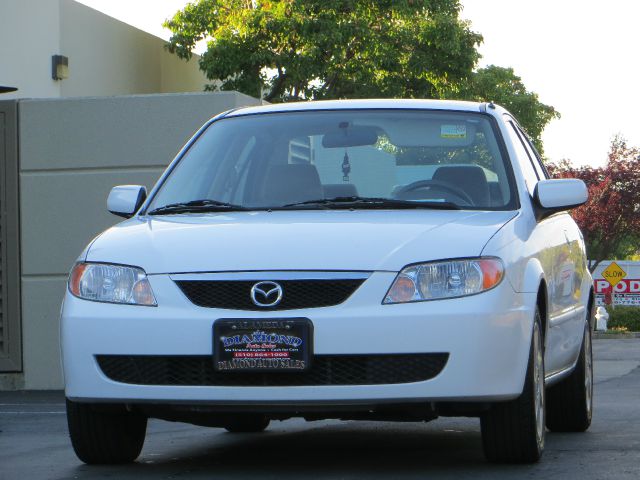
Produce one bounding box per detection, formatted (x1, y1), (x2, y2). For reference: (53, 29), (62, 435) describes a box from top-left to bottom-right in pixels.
(250, 281), (283, 307)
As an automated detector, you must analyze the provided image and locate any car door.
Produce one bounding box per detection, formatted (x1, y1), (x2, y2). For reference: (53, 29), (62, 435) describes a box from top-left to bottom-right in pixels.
(542, 212), (587, 374)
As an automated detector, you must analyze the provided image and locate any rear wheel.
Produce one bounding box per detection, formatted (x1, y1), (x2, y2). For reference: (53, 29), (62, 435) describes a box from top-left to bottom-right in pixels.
(66, 399), (147, 464)
(546, 320), (593, 432)
(481, 307), (545, 463)
(223, 414), (270, 433)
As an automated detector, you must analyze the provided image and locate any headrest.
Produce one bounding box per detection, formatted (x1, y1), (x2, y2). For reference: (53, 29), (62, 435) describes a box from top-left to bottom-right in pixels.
(432, 165), (490, 206)
(262, 164), (323, 205)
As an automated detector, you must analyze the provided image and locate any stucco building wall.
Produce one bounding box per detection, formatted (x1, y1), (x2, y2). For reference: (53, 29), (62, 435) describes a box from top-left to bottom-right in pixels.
(0, 92), (262, 389)
(0, 0), (208, 100)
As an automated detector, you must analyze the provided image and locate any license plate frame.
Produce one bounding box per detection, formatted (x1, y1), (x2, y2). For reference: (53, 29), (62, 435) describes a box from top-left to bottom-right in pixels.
(213, 318), (313, 372)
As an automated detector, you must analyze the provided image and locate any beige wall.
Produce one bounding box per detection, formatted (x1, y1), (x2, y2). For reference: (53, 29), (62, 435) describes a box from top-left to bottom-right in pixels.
(160, 48), (208, 94)
(0, 0), (62, 99)
(16, 92), (262, 389)
(0, 0), (208, 100)
(59, 0), (207, 97)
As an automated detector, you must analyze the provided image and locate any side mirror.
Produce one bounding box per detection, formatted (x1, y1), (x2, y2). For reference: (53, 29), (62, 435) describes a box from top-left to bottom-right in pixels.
(107, 185), (147, 218)
(533, 179), (588, 220)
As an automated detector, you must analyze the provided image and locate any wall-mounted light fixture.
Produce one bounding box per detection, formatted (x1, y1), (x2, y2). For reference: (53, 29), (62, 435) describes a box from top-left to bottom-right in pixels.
(52, 55), (69, 80)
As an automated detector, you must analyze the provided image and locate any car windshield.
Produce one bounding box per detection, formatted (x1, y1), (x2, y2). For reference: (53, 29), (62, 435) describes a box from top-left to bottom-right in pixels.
(146, 109), (517, 213)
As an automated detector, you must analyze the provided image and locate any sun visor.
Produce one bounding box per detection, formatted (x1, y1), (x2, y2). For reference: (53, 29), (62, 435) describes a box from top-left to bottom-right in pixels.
(322, 125), (379, 148)
(382, 120), (477, 147)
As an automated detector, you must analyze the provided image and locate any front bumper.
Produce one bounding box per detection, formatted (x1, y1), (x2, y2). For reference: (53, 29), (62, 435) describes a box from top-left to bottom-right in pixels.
(61, 272), (536, 404)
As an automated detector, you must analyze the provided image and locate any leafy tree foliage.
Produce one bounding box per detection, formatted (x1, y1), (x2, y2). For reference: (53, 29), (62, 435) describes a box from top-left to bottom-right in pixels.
(165, 1), (557, 151)
(164, 0), (482, 101)
(451, 65), (559, 153)
(549, 137), (640, 272)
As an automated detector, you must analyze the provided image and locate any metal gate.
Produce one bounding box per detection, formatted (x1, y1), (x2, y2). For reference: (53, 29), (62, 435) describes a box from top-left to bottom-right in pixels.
(0, 100), (21, 372)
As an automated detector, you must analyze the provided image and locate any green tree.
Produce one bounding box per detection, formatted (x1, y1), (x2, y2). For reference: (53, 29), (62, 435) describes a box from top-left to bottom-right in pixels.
(165, 0), (482, 101)
(164, 1), (557, 151)
(452, 65), (559, 153)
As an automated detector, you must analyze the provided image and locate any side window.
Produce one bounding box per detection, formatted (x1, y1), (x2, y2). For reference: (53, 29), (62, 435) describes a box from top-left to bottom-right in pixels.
(505, 120), (539, 195)
(515, 125), (548, 179)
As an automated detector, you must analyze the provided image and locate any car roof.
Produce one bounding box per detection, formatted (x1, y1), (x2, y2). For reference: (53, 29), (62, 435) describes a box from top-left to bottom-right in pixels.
(225, 99), (495, 117)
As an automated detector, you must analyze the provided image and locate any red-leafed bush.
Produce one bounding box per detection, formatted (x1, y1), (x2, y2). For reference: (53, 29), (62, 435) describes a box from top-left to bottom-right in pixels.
(548, 137), (640, 272)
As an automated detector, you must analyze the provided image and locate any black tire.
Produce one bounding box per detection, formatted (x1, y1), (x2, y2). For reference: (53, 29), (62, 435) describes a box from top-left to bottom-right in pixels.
(66, 399), (147, 464)
(546, 319), (593, 432)
(481, 307), (545, 463)
(223, 414), (270, 433)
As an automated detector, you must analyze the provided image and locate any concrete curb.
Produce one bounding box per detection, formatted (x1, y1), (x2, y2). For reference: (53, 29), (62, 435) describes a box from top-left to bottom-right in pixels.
(594, 331), (640, 339)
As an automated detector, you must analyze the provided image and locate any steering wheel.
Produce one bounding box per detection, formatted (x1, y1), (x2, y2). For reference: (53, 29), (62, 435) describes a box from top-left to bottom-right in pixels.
(394, 179), (474, 206)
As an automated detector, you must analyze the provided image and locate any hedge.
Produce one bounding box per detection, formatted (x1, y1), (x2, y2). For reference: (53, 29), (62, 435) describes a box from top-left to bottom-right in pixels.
(604, 306), (640, 332)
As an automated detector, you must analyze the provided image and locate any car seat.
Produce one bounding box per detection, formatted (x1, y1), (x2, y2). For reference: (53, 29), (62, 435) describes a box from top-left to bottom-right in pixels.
(262, 164), (323, 205)
(432, 165), (490, 206)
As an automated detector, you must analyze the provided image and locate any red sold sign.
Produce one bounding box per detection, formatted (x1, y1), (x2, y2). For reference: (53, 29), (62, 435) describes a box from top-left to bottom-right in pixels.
(594, 279), (640, 293)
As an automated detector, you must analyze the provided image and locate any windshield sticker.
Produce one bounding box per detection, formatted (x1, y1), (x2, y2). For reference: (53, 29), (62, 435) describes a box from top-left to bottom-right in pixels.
(440, 124), (467, 139)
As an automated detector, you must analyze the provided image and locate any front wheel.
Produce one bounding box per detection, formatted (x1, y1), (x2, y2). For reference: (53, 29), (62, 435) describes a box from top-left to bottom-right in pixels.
(481, 307), (545, 463)
(66, 399), (147, 464)
(546, 319), (593, 432)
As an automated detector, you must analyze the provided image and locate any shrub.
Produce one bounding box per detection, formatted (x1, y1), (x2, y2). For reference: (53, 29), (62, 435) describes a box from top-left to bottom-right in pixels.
(604, 306), (640, 332)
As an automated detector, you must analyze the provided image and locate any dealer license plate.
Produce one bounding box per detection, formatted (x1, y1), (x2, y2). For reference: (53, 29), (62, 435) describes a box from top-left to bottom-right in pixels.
(213, 318), (313, 372)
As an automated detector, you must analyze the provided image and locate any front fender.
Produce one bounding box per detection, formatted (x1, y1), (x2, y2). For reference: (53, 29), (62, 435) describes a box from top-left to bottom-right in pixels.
(520, 257), (545, 294)
(517, 258), (551, 352)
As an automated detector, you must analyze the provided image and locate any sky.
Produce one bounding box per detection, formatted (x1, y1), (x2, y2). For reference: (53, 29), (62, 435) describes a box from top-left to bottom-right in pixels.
(76, 0), (640, 167)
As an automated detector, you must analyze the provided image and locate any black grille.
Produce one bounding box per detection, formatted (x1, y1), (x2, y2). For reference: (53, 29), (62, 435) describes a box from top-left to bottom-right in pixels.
(96, 354), (449, 387)
(175, 279), (364, 310)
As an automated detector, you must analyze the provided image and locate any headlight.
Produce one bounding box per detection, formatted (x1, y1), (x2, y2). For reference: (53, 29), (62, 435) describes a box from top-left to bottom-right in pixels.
(383, 257), (504, 304)
(68, 263), (157, 306)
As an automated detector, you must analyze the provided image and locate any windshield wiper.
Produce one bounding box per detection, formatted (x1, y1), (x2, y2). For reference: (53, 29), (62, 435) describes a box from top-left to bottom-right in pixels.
(147, 199), (248, 215)
(279, 196), (461, 210)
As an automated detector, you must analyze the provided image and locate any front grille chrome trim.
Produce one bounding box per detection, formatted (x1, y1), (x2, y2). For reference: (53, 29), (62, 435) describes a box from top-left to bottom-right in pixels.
(169, 271), (371, 281)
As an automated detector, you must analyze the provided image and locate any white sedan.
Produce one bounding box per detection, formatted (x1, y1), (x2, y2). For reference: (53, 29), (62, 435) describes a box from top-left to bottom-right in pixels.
(61, 99), (593, 464)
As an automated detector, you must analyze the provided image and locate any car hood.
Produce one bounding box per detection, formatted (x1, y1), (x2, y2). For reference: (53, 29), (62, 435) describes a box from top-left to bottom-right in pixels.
(86, 210), (517, 274)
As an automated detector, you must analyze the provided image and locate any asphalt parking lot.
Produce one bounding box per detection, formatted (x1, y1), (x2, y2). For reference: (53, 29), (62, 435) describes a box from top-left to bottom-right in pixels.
(1, 338), (639, 480)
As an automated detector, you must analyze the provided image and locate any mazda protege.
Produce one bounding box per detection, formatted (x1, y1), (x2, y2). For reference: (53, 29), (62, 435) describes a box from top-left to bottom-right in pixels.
(61, 100), (594, 465)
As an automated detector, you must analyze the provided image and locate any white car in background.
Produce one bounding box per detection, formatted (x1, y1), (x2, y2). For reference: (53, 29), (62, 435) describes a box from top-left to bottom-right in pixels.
(61, 99), (593, 465)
